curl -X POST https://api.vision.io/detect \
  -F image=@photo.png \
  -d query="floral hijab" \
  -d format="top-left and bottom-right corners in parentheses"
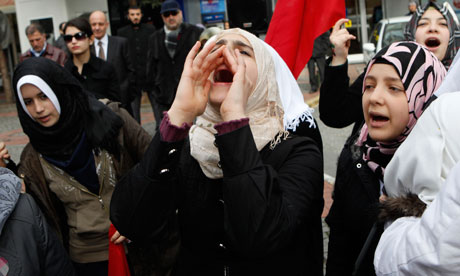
top-left (357, 41), bottom-right (446, 178)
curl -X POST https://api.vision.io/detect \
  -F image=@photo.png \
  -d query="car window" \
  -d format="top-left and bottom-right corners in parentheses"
top-left (382, 22), bottom-right (407, 49)
top-left (370, 22), bottom-right (382, 45)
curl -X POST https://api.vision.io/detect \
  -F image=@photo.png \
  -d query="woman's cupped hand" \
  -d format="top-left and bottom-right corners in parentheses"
top-left (168, 41), bottom-right (225, 126)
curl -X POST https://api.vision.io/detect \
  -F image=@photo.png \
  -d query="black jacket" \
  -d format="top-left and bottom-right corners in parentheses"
top-left (145, 23), bottom-right (202, 105)
top-left (0, 193), bottom-right (76, 276)
top-left (64, 54), bottom-right (121, 102)
top-left (319, 58), bottom-right (365, 134)
top-left (111, 125), bottom-right (324, 275)
top-left (117, 23), bottom-right (156, 92)
top-left (100, 36), bottom-right (137, 105)
top-left (325, 137), bottom-right (380, 276)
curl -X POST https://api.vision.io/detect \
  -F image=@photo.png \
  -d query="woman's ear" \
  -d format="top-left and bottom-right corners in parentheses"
top-left (89, 34), bottom-right (95, 45)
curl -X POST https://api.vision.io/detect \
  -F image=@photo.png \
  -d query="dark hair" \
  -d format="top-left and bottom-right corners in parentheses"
top-left (128, 5), bottom-right (141, 11)
top-left (59, 22), bottom-right (66, 31)
top-left (64, 17), bottom-right (93, 37)
top-left (25, 23), bottom-right (45, 36)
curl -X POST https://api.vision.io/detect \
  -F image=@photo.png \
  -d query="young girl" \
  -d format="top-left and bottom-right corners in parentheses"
top-left (319, 1), bottom-right (460, 131)
top-left (63, 17), bottom-right (121, 104)
top-left (13, 57), bottom-right (154, 276)
top-left (325, 41), bottom-right (446, 276)
top-left (111, 28), bottom-right (325, 275)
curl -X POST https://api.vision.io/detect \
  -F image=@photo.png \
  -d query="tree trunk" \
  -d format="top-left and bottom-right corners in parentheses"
top-left (0, 49), bottom-right (13, 103)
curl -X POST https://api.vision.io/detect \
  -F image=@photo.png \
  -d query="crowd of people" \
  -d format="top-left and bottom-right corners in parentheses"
top-left (2, 0), bottom-right (460, 275)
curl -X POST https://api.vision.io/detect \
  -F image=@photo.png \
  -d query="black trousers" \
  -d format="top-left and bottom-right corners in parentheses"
top-left (307, 56), bottom-right (326, 91)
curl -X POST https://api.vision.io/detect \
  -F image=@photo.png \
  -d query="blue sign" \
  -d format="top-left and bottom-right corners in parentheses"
top-left (202, 13), bottom-right (225, 23)
top-left (200, 0), bottom-right (226, 14)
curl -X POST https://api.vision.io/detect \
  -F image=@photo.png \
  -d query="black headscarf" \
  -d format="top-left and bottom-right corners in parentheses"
top-left (13, 58), bottom-right (123, 161)
top-left (405, 2), bottom-right (460, 68)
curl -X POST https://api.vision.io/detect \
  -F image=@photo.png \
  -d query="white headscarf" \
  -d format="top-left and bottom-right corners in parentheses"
top-left (16, 75), bottom-right (61, 120)
top-left (435, 51), bottom-right (460, 96)
top-left (189, 28), bottom-right (315, 179)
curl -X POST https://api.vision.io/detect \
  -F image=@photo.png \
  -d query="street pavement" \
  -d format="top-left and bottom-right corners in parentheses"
top-left (0, 61), bottom-right (366, 271)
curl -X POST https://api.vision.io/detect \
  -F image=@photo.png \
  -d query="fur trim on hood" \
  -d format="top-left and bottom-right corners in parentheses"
top-left (379, 193), bottom-right (427, 223)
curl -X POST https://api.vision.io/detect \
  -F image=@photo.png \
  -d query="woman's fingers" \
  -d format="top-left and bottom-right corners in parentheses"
top-left (110, 230), bottom-right (120, 242)
top-left (332, 18), bottom-right (350, 34)
top-left (184, 41), bottom-right (201, 70)
top-left (193, 40), bottom-right (217, 69)
top-left (223, 47), bottom-right (238, 74)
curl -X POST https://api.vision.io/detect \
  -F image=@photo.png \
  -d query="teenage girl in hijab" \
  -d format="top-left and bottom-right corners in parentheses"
top-left (111, 28), bottom-right (324, 275)
top-left (319, 1), bottom-right (460, 133)
top-left (325, 41), bottom-right (446, 276)
top-left (13, 57), bottom-right (154, 276)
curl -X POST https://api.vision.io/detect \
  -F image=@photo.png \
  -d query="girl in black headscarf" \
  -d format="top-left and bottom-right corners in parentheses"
top-left (13, 57), bottom-right (152, 276)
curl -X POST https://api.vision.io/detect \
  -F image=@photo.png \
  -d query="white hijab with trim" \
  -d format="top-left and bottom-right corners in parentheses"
top-left (189, 28), bottom-right (315, 179)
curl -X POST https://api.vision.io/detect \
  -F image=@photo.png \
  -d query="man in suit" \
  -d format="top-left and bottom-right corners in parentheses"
top-left (89, 10), bottom-right (136, 116)
top-left (20, 23), bottom-right (67, 66)
top-left (118, 5), bottom-right (156, 123)
top-left (146, 0), bottom-right (202, 128)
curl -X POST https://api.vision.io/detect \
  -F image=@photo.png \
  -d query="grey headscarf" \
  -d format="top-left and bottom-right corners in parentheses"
top-left (0, 167), bottom-right (21, 235)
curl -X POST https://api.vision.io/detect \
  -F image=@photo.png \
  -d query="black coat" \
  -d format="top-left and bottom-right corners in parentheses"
top-left (92, 36), bottom-right (137, 105)
top-left (110, 125), bottom-right (324, 275)
top-left (325, 137), bottom-right (380, 276)
top-left (145, 23), bottom-right (202, 105)
top-left (64, 54), bottom-right (121, 102)
top-left (318, 58), bottom-right (365, 135)
top-left (0, 194), bottom-right (76, 276)
top-left (117, 23), bottom-right (156, 92)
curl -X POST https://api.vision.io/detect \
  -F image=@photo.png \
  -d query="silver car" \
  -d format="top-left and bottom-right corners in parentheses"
top-left (363, 16), bottom-right (411, 64)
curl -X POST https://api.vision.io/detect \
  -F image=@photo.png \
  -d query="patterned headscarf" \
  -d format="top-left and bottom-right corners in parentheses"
top-left (0, 167), bottom-right (21, 235)
top-left (405, 2), bottom-right (460, 68)
top-left (356, 41), bottom-right (446, 178)
top-left (189, 28), bottom-right (315, 179)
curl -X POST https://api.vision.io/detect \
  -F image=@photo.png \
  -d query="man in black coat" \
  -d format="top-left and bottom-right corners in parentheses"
top-left (90, 10), bottom-right (136, 116)
top-left (307, 30), bottom-right (330, 92)
top-left (118, 5), bottom-right (156, 123)
top-left (146, 0), bottom-right (202, 128)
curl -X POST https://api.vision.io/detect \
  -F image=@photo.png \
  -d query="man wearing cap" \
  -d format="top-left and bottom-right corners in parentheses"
top-left (89, 10), bottom-right (136, 116)
top-left (146, 0), bottom-right (203, 128)
top-left (20, 23), bottom-right (67, 66)
top-left (118, 5), bottom-right (156, 123)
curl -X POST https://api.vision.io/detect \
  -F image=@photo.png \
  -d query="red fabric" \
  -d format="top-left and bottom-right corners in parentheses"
top-left (108, 224), bottom-right (131, 276)
top-left (265, 0), bottom-right (346, 78)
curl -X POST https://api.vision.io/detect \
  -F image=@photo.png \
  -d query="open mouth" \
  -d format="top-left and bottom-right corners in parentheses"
top-left (425, 38), bottom-right (441, 48)
top-left (371, 114), bottom-right (389, 122)
top-left (214, 69), bottom-right (234, 83)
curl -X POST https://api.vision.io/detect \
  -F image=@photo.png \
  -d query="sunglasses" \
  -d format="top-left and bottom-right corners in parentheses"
top-left (63, 32), bottom-right (88, 43)
top-left (162, 10), bottom-right (178, 17)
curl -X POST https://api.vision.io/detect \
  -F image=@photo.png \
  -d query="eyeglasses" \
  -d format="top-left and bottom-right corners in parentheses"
top-left (162, 10), bottom-right (178, 17)
top-left (63, 32), bottom-right (88, 43)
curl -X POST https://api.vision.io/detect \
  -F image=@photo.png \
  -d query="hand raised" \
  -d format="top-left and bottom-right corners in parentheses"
top-left (0, 141), bottom-right (10, 168)
top-left (168, 41), bottom-right (225, 126)
top-left (220, 48), bottom-right (255, 121)
top-left (330, 18), bottom-right (356, 66)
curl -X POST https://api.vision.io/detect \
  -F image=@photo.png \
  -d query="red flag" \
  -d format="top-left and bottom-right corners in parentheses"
top-left (108, 224), bottom-right (131, 276)
top-left (265, 0), bottom-right (346, 78)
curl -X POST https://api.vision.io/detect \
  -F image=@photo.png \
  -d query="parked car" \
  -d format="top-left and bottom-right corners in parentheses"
top-left (363, 16), bottom-right (411, 64)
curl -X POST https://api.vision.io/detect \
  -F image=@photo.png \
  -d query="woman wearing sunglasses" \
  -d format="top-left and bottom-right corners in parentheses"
top-left (63, 17), bottom-right (121, 103)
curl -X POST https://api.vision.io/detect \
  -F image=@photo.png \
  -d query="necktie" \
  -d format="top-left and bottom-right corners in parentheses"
top-left (98, 41), bottom-right (105, 60)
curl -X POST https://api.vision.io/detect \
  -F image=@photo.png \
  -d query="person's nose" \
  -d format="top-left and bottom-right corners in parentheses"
top-left (428, 21), bottom-right (439, 33)
top-left (34, 100), bottom-right (45, 114)
top-left (369, 85), bottom-right (385, 105)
